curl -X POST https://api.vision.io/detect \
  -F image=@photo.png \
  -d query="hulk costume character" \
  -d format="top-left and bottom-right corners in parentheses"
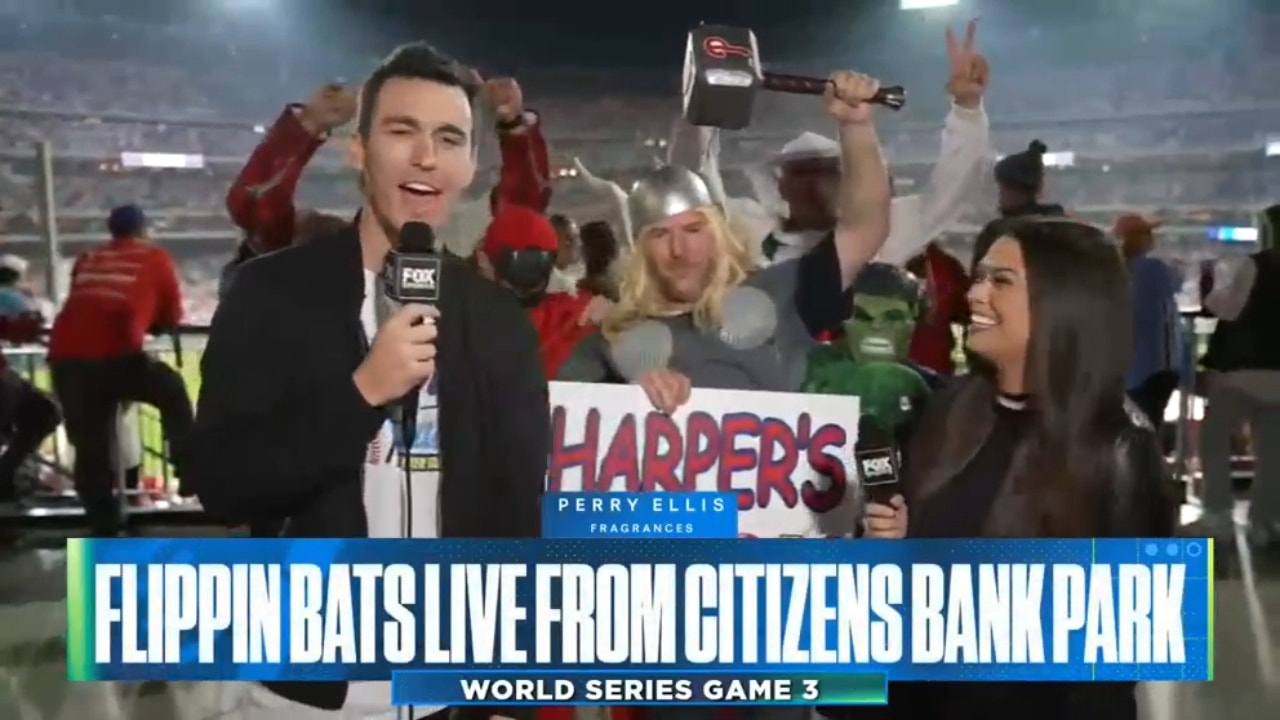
top-left (802, 262), bottom-right (938, 440)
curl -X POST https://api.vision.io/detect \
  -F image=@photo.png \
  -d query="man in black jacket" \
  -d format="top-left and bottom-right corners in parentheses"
top-left (191, 42), bottom-right (548, 720)
top-left (1198, 203), bottom-right (1280, 545)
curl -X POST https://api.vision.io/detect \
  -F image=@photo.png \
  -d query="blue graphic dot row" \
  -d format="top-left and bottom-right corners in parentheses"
top-left (1144, 541), bottom-right (1202, 558)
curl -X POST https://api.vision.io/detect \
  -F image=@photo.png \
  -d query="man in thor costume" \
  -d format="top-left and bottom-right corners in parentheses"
top-left (558, 70), bottom-right (895, 720)
top-left (557, 69), bottom-right (891, 492)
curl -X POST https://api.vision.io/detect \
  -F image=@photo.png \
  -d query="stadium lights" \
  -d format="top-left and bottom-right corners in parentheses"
top-left (1042, 151), bottom-right (1075, 168)
top-left (1208, 226), bottom-right (1258, 242)
top-left (120, 152), bottom-right (206, 170)
top-left (900, 0), bottom-right (959, 9)
top-left (990, 152), bottom-right (1074, 168)
top-left (1267, 137), bottom-right (1279, 157)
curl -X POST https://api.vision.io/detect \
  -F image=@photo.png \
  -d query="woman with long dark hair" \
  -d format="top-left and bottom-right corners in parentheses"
top-left (881, 219), bottom-right (1178, 718)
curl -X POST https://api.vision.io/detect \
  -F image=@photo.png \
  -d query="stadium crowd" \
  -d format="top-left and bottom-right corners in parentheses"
top-left (0, 8), bottom-right (1273, 324)
top-left (0, 7), bottom-right (1276, 719)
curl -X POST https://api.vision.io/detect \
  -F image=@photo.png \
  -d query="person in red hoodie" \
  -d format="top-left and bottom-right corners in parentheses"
top-left (905, 241), bottom-right (969, 375)
top-left (477, 205), bottom-right (598, 379)
top-left (224, 83), bottom-right (352, 259)
top-left (47, 205), bottom-right (195, 536)
top-left (222, 75), bottom-right (551, 294)
top-left (483, 76), bottom-right (553, 216)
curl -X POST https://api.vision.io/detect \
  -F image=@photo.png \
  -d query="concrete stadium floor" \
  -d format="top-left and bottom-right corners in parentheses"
top-left (0, 525), bottom-right (1277, 720)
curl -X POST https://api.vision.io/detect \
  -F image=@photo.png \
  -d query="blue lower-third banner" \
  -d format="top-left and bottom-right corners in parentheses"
top-left (392, 670), bottom-right (888, 706)
top-left (67, 537), bottom-right (1212, 684)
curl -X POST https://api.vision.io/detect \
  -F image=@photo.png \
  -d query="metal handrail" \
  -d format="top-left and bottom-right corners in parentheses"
top-left (1, 326), bottom-right (213, 526)
top-left (0, 318), bottom-right (1219, 527)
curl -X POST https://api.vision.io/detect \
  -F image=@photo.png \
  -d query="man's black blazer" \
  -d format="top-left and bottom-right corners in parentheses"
top-left (190, 224), bottom-right (548, 714)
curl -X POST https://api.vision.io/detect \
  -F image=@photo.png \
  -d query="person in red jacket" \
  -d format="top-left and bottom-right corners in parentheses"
top-left (47, 205), bottom-right (195, 536)
top-left (223, 76), bottom-right (551, 294)
top-left (478, 208), bottom-right (621, 720)
top-left (478, 206), bottom-right (597, 379)
top-left (905, 241), bottom-right (969, 375)
top-left (485, 76), bottom-right (552, 215)
top-left (219, 82), bottom-right (353, 295)
top-left (225, 84), bottom-right (346, 254)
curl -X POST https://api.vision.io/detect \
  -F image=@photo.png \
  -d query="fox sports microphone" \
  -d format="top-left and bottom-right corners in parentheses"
top-left (855, 415), bottom-right (900, 506)
top-left (381, 221), bottom-right (442, 440)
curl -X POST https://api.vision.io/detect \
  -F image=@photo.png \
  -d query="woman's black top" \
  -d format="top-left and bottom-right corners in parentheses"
top-left (909, 393), bottom-right (1028, 538)
top-left (837, 393), bottom-right (1140, 720)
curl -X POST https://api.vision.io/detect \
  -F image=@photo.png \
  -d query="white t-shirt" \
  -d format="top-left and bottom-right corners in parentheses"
top-left (346, 269), bottom-right (443, 716)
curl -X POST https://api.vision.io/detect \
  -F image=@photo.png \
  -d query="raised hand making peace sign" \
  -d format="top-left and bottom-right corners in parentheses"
top-left (945, 19), bottom-right (988, 109)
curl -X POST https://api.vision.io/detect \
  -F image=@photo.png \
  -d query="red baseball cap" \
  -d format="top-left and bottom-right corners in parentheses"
top-left (1112, 213), bottom-right (1161, 239)
top-left (481, 205), bottom-right (557, 260)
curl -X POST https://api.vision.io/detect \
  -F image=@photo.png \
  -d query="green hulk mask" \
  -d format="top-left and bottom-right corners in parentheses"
top-left (844, 294), bottom-right (917, 364)
top-left (802, 263), bottom-right (930, 439)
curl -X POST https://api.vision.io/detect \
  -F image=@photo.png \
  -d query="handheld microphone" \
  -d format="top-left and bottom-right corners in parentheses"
top-left (384, 222), bottom-right (442, 305)
top-left (381, 222), bottom-right (442, 441)
top-left (855, 416), bottom-right (900, 506)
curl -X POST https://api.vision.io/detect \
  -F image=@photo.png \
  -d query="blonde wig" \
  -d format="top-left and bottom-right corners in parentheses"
top-left (602, 205), bottom-right (758, 340)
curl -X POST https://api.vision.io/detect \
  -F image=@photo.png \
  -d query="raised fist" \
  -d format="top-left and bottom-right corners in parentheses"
top-left (824, 71), bottom-right (881, 126)
top-left (482, 77), bottom-right (524, 123)
top-left (300, 82), bottom-right (357, 134)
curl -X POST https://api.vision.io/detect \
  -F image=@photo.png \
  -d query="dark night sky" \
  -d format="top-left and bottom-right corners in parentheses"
top-left (340, 0), bottom-right (906, 69)
top-left (45, 0), bottom-right (1270, 84)
top-left (325, 0), bottom-right (1204, 76)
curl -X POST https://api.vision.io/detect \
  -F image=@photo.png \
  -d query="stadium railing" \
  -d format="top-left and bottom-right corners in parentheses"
top-left (0, 325), bottom-right (210, 530)
top-left (0, 317), bottom-right (1223, 532)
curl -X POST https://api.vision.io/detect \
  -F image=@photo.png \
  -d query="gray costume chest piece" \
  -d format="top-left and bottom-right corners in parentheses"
top-left (718, 285), bottom-right (778, 350)
top-left (606, 285), bottom-right (780, 381)
top-left (609, 320), bottom-right (675, 381)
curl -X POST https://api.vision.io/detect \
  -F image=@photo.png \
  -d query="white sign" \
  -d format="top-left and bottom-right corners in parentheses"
top-left (547, 382), bottom-right (862, 539)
